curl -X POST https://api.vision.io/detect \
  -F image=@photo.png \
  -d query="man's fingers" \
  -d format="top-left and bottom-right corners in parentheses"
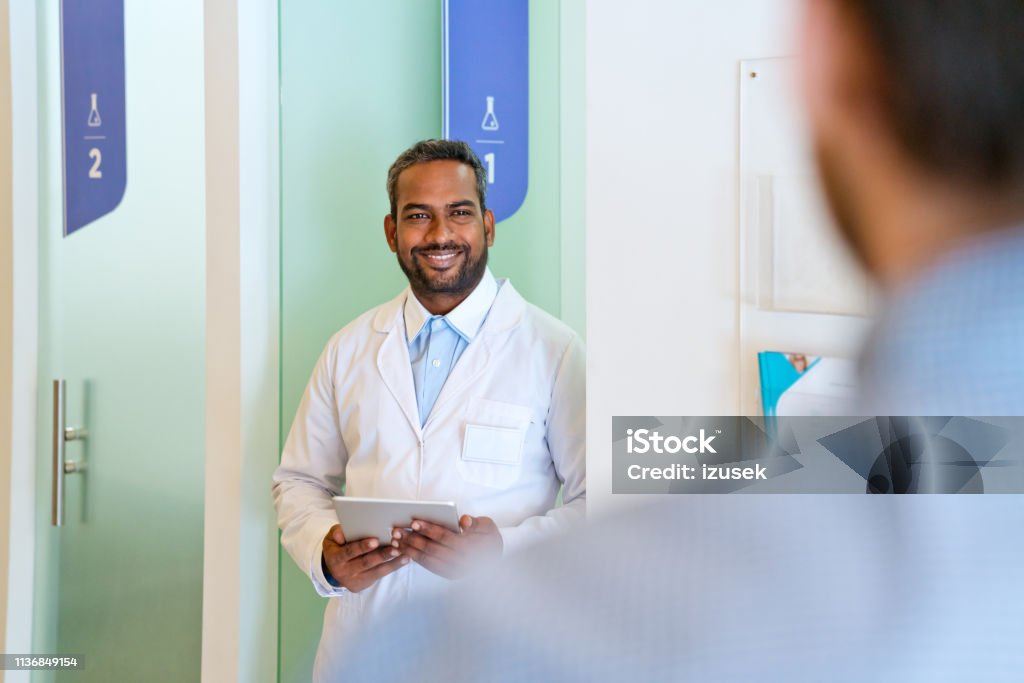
top-left (322, 525), bottom-right (346, 549)
top-left (353, 554), bottom-right (410, 585)
top-left (468, 515), bottom-right (498, 535)
top-left (399, 543), bottom-right (449, 576)
top-left (332, 536), bottom-right (383, 562)
top-left (331, 545), bottom-right (406, 591)
top-left (410, 519), bottom-right (458, 546)
top-left (350, 545), bottom-right (403, 573)
top-left (398, 530), bottom-right (460, 564)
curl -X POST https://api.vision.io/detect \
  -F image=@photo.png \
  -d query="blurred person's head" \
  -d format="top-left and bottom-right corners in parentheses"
top-left (800, 0), bottom-right (1024, 288)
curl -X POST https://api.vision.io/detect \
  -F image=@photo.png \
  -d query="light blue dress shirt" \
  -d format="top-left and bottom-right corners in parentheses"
top-left (345, 495), bottom-right (1024, 681)
top-left (857, 224), bottom-right (1024, 415)
top-left (404, 268), bottom-right (500, 426)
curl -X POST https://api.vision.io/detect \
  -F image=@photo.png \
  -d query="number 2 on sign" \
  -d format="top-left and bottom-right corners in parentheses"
top-left (483, 152), bottom-right (495, 184)
top-left (88, 148), bottom-right (102, 179)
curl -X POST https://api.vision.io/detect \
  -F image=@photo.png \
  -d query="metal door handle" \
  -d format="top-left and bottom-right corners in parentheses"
top-left (52, 379), bottom-right (88, 527)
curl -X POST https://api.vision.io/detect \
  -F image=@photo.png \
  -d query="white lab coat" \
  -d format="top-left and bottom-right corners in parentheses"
top-left (272, 278), bottom-right (586, 682)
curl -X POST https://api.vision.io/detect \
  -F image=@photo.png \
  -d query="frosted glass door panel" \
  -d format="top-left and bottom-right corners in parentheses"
top-left (31, 3), bottom-right (206, 681)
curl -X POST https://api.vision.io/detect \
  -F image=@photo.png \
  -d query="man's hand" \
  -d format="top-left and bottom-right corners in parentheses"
top-left (392, 515), bottom-right (503, 580)
top-left (322, 524), bottom-right (408, 592)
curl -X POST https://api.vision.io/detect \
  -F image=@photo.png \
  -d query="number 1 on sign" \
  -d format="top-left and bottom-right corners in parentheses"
top-left (483, 152), bottom-right (495, 184)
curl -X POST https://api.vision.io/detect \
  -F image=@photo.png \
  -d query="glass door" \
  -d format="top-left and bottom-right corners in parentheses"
top-left (31, 2), bottom-right (207, 681)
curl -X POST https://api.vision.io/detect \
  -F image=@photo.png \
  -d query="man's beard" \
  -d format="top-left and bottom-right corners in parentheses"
top-left (815, 139), bottom-right (872, 273)
top-left (397, 240), bottom-right (488, 298)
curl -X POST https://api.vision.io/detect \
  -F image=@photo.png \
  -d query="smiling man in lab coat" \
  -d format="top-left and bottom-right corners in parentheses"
top-left (272, 138), bottom-right (586, 681)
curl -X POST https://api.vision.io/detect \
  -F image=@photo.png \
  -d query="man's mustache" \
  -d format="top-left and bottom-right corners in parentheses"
top-left (412, 242), bottom-right (466, 255)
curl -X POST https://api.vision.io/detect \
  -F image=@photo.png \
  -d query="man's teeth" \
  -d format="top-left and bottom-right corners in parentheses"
top-left (423, 251), bottom-right (460, 263)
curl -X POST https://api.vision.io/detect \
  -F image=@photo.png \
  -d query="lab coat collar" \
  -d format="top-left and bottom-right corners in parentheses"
top-left (373, 272), bottom-right (525, 337)
top-left (403, 268), bottom-right (499, 344)
top-left (374, 275), bottom-right (526, 437)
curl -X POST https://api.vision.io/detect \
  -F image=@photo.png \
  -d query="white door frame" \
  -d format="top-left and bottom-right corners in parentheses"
top-left (202, 0), bottom-right (281, 681)
top-left (3, 3), bottom-right (41, 680)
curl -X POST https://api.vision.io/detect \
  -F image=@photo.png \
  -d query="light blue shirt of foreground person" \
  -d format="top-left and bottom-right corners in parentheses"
top-left (342, 495), bottom-right (1024, 682)
top-left (857, 224), bottom-right (1024, 415)
top-left (341, 228), bottom-right (1024, 682)
top-left (404, 268), bottom-right (499, 425)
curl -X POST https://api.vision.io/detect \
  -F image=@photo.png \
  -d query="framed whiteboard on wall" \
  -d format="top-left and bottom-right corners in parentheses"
top-left (738, 56), bottom-right (875, 415)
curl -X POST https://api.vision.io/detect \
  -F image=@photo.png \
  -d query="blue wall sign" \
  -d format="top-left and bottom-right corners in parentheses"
top-left (442, 0), bottom-right (528, 223)
top-left (61, 0), bottom-right (127, 236)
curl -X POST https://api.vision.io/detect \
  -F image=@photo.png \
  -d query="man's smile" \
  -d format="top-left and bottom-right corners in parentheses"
top-left (415, 247), bottom-right (465, 270)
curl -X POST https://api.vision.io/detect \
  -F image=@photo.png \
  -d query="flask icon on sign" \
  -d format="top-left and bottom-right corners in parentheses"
top-left (87, 93), bottom-right (102, 127)
top-left (480, 96), bottom-right (499, 131)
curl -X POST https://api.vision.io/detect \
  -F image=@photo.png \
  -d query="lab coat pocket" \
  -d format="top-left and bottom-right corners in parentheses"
top-left (458, 398), bottom-right (530, 488)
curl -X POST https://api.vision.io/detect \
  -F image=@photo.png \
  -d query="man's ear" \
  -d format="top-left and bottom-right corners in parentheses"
top-left (384, 214), bottom-right (398, 253)
top-left (483, 208), bottom-right (496, 247)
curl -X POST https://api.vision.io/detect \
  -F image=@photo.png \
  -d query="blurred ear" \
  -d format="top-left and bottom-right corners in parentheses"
top-left (800, 0), bottom-right (886, 132)
top-left (384, 214), bottom-right (398, 253)
top-left (483, 208), bottom-right (495, 247)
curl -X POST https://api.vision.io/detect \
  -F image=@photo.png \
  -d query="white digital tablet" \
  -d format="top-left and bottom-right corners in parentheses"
top-left (332, 496), bottom-right (461, 545)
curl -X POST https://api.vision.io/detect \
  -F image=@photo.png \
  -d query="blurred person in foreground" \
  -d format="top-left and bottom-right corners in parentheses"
top-left (809, 3), bottom-right (1024, 415)
top-left (342, 1), bottom-right (1024, 681)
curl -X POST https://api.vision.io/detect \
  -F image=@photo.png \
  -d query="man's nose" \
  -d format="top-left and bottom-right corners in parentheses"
top-left (424, 214), bottom-right (455, 243)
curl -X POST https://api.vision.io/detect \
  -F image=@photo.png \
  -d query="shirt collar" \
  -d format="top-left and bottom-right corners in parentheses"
top-left (404, 268), bottom-right (499, 344)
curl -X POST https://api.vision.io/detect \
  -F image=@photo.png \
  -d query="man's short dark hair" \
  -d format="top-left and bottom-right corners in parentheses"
top-left (842, 0), bottom-right (1024, 188)
top-left (387, 139), bottom-right (488, 219)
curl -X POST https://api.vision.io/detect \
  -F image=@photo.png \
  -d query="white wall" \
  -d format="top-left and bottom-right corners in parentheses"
top-left (586, 0), bottom-right (799, 513)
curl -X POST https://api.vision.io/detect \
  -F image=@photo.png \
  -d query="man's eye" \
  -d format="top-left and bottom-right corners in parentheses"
top-left (451, 210), bottom-right (471, 217)
top-left (406, 213), bottom-right (429, 220)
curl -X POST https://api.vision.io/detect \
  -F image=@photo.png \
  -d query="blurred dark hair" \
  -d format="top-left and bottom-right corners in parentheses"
top-left (842, 0), bottom-right (1024, 188)
top-left (387, 139), bottom-right (487, 219)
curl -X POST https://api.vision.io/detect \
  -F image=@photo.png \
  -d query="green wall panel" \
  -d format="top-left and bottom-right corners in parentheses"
top-left (278, 4), bottom-right (441, 680)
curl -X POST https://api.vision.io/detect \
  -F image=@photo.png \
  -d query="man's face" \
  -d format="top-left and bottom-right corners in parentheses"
top-left (385, 160), bottom-right (495, 299)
